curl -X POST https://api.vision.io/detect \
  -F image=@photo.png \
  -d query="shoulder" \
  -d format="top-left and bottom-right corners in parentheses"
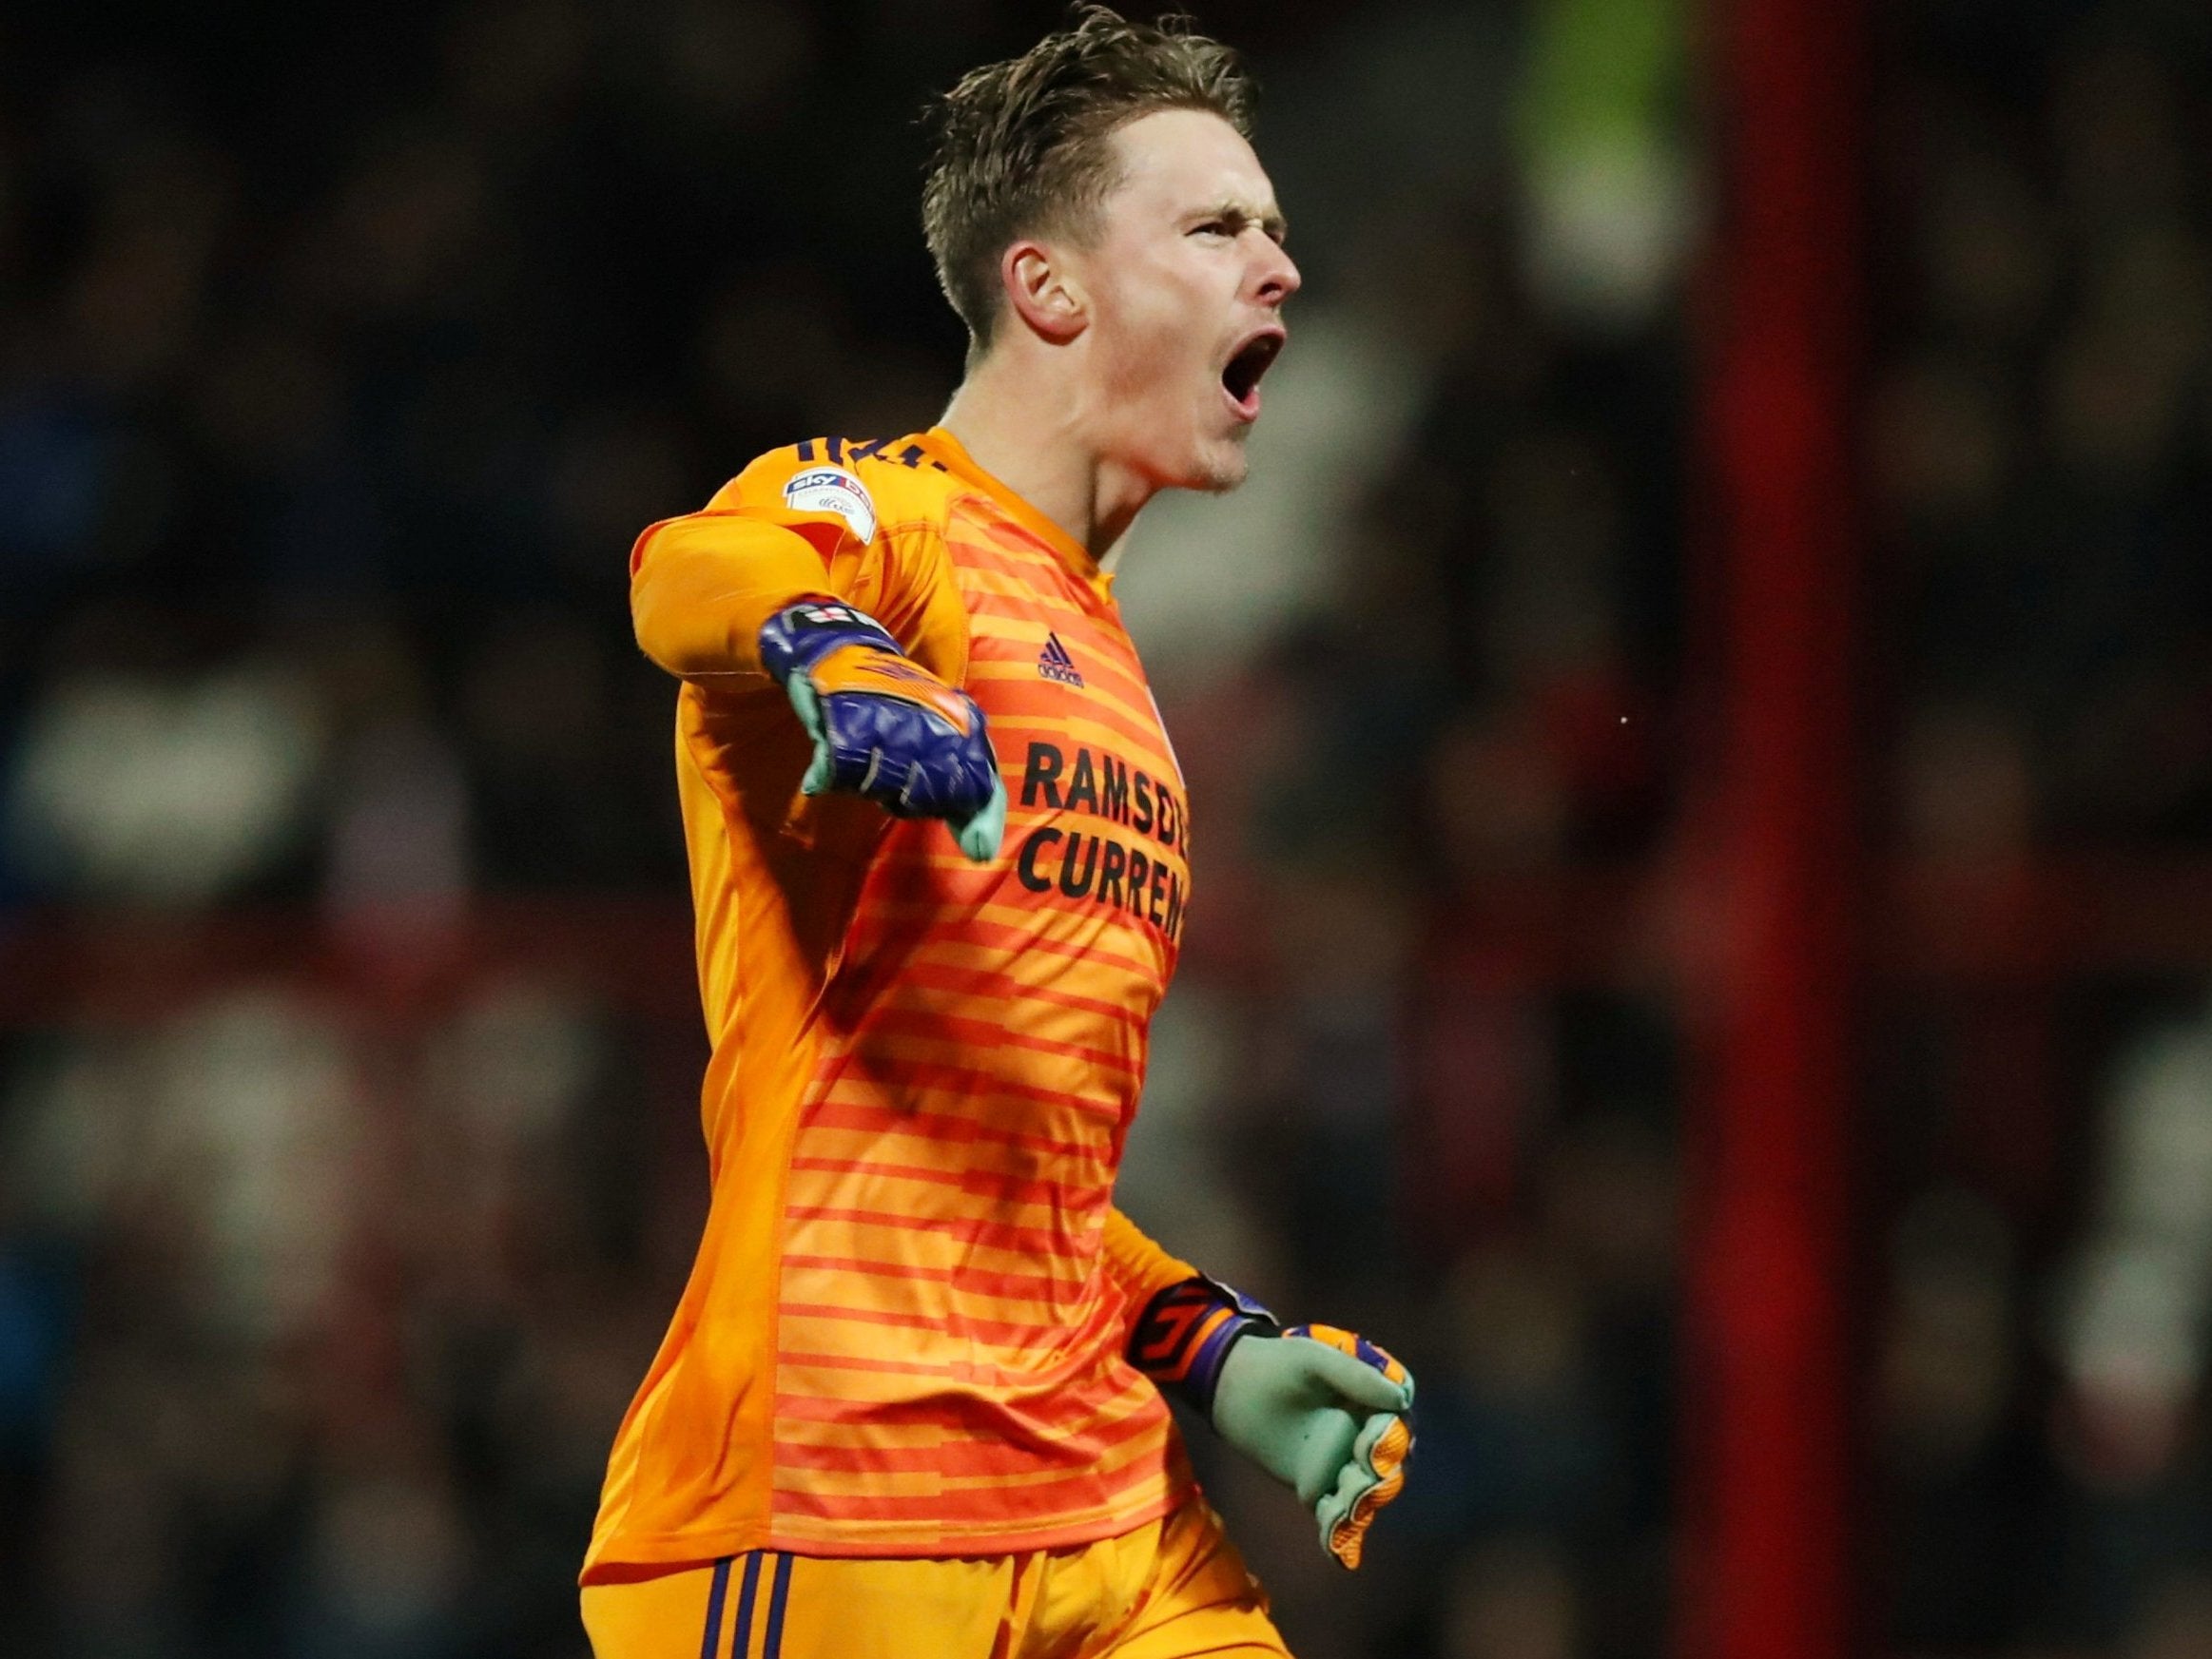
top-left (708, 434), bottom-right (959, 546)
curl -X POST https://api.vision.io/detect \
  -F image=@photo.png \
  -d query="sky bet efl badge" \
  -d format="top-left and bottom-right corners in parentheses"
top-left (783, 465), bottom-right (878, 544)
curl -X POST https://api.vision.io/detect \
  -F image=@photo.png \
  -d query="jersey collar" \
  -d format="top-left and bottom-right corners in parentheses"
top-left (917, 427), bottom-right (1115, 597)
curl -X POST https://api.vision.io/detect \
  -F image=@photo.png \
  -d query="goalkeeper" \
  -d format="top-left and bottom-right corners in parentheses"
top-left (582, 10), bottom-right (1412, 1657)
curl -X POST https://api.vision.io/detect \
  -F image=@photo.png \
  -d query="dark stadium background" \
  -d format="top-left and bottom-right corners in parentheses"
top-left (4, 1), bottom-right (2212, 1655)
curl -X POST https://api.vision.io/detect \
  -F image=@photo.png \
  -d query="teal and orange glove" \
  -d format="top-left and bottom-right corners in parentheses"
top-left (1271, 1323), bottom-right (1415, 1570)
top-left (758, 596), bottom-right (1006, 861)
top-left (1129, 1277), bottom-right (1415, 1570)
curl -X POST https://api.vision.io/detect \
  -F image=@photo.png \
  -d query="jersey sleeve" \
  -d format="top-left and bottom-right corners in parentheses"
top-left (1101, 1207), bottom-right (1200, 1337)
top-left (630, 444), bottom-right (969, 690)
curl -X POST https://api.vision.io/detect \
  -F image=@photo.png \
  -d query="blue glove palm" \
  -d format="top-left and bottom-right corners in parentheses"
top-left (759, 597), bottom-right (1007, 861)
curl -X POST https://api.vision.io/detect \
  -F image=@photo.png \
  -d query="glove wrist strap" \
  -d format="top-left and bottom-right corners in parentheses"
top-left (759, 595), bottom-right (902, 685)
top-left (1128, 1275), bottom-right (1281, 1417)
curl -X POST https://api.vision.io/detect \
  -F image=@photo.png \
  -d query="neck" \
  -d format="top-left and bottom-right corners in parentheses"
top-left (940, 347), bottom-right (1156, 565)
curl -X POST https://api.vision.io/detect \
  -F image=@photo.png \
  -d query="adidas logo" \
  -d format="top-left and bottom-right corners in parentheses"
top-left (1038, 632), bottom-right (1084, 688)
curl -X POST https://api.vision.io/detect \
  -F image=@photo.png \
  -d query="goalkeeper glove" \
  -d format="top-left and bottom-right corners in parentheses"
top-left (758, 596), bottom-right (1007, 861)
top-left (1130, 1277), bottom-right (1415, 1570)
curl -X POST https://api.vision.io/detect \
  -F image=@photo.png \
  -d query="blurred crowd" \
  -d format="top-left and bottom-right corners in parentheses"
top-left (1865, 3), bottom-right (2212, 1656)
top-left (1, 0), bottom-right (2204, 1655)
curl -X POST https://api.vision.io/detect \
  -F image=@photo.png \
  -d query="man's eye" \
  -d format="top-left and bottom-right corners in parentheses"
top-left (1194, 222), bottom-right (1232, 238)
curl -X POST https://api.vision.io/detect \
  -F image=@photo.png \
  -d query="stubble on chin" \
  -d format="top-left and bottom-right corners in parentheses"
top-left (1193, 434), bottom-right (1252, 494)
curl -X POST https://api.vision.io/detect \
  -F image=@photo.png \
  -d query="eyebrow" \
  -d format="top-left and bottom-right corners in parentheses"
top-left (1197, 202), bottom-right (1290, 241)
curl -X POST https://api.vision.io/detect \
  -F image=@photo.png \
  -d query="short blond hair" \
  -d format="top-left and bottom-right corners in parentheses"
top-left (921, 6), bottom-right (1255, 354)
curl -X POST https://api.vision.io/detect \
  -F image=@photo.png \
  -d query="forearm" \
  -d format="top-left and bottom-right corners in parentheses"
top-left (1104, 1209), bottom-right (1279, 1407)
top-left (629, 511), bottom-right (847, 685)
top-left (1101, 1207), bottom-right (1199, 1329)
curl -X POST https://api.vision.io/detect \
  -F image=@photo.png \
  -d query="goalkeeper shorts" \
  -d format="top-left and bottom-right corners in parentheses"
top-left (579, 1496), bottom-right (1288, 1659)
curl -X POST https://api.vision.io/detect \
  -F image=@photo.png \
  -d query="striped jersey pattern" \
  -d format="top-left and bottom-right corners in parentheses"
top-left (771, 458), bottom-right (1193, 1550)
top-left (586, 428), bottom-right (1198, 1572)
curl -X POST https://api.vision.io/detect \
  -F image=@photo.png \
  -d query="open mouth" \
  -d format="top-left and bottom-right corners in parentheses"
top-left (1221, 329), bottom-right (1285, 418)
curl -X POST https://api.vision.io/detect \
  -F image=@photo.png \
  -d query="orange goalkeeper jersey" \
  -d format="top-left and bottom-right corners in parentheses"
top-left (585, 427), bottom-right (1205, 1573)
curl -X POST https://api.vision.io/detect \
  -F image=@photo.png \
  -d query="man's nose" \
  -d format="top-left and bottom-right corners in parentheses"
top-left (1254, 241), bottom-right (1300, 306)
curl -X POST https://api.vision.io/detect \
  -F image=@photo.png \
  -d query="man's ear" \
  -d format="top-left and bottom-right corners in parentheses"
top-left (1001, 240), bottom-right (1088, 343)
